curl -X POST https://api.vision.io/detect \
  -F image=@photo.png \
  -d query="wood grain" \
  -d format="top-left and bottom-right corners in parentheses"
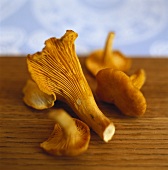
top-left (0, 57), bottom-right (168, 170)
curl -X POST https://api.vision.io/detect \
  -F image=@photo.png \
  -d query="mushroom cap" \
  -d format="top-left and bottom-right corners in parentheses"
top-left (23, 79), bottom-right (56, 110)
top-left (86, 50), bottom-right (131, 76)
top-left (40, 118), bottom-right (90, 156)
top-left (112, 50), bottom-right (132, 71)
top-left (96, 68), bottom-right (147, 117)
top-left (27, 30), bottom-right (91, 104)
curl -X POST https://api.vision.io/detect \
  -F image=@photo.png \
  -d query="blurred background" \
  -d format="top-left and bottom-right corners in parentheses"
top-left (0, 0), bottom-right (168, 57)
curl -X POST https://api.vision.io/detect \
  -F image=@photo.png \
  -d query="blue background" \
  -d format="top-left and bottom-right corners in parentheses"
top-left (0, 0), bottom-right (168, 57)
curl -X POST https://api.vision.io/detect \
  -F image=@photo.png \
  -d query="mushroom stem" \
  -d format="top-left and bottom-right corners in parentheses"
top-left (102, 32), bottom-right (115, 64)
top-left (49, 109), bottom-right (78, 137)
top-left (71, 96), bottom-right (115, 142)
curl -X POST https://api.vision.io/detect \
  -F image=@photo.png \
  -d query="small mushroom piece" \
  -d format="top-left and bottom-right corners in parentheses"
top-left (85, 32), bottom-right (131, 76)
top-left (23, 79), bottom-right (56, 110)
top-left (27, 30), bottom-right (115, 142)
top-left (40, 109), bottom-right (90, 156)
top-left (130, 69), bottom-right (146, 90)
top-left (96, 68), bottom-right (147, 117)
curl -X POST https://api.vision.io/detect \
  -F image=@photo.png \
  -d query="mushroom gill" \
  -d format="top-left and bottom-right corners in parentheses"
top-left (41, 109), bottom-right (90, 156)
top-left (27, 30), bottom-right (115, 142)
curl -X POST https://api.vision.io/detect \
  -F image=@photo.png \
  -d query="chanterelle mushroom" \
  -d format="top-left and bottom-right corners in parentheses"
top-left (41, 109), bottom-right (90, 156)
top-left (27, 30), bottom-right (115, 142)
top-left (96, 68), bottom-right (147, 117)
top-left (23, 79), bottom-right (56, 110)
top-left (85, 32), bottom-right (131, 76)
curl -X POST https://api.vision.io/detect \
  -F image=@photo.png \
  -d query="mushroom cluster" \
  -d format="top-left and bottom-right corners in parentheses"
top-left (23, 30), bottom-right (147, 157)
top-left (85, 32), bottom-right (147, 117)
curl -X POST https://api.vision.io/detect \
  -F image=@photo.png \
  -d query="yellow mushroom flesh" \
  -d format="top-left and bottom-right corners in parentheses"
top-left (27, 30), bottom-right (115, 142)
top-left (96, 68), bottom-right (147, 117)
top-left (40, 109), bottom-right (90, 156)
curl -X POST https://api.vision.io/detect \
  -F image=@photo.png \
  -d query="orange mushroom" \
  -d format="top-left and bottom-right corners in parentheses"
top-left (96, 68), bottom-right (147, 117)
top-left (27, 30), bottom-right (115, 142)
top-left (23, 79), bottom-right (56, 109)
top-left (85, 32), bottom-right (131, 76)
top-left (41, 109), bottom-right (90, 156)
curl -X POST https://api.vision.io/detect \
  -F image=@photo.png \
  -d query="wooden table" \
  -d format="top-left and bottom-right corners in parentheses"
top-left (0, 57), bottom-right (168, 170)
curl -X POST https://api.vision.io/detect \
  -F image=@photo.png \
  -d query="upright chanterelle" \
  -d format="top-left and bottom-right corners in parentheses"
top-left (26, 30), bottom-right (115, 142)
